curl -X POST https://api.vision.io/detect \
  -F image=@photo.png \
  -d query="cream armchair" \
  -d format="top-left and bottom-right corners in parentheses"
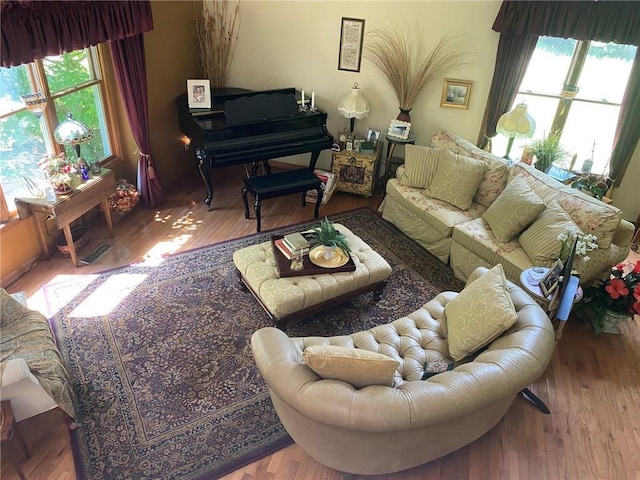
top-left (251, 267), bottom-right (555, 476)
top-left (0, 289), bottom-right (76, 423)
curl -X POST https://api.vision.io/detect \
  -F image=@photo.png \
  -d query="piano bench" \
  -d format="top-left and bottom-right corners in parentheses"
top-left (242, 169), bottom-right (323, 232)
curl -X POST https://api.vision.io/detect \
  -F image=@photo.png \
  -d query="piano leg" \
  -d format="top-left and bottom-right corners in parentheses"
top-left (308, 151), bottom-right (321, 170)
top-left (242, 187), bottom-right (250, 219)
top-left (196, 147), bottom-right (214, 208)
top-left (249, 160), bottom-right (272, 177)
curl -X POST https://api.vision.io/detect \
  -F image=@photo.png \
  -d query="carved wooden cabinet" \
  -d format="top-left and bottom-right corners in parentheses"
top-left (331, 144), bottom-right (382, 197)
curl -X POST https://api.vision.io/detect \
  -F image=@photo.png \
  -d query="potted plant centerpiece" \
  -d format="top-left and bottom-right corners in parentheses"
top-left (577, 260), bottom-right (640, 334)
top-left (570, 173), bottom-right (611, 200)
top-left (308, 217), bottom-right (351, 267)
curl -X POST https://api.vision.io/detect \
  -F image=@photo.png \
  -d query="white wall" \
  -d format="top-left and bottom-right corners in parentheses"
top-left (228, 0), bottom-right (639, 222)
top-left (229, 0), bottom-right (501, 171)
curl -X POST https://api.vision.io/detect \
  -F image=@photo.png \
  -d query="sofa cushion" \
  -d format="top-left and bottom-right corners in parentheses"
top-left (518, 200), bottom-right (582, 267)
top-left (482, 176), bottom-right (547, 242)
top-left (444, 264), bottom-right (517, 361)
top-left (429, 129), bottom-right (510, 207)
top-left (425, 150), bottom-right (487, 210)
top-left (303, 344), bottom-right (400, 388)
top-left (510, 163), bottom-right (621, 249)
top-left (399, 145), bottom-right (441, 189)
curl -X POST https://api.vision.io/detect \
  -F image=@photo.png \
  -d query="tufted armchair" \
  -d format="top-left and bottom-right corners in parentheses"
top-left (251, 267), bottom-right (555, 476)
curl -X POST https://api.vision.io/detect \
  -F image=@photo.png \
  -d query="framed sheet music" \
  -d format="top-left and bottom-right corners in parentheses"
top-left (338, 18), bottom-right (365, 72)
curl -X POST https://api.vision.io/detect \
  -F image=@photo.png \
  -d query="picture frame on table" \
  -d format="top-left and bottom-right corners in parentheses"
top-left (387, 119), bottom-right (411, 140)
top-left (187, 79), bottom-right (211, 109)
top-left (440, 78), bottom-right (473, 109)
top-left (539, 259), bottom-right (564, 297)
top-left (366, 128), bottom-right (381, 143)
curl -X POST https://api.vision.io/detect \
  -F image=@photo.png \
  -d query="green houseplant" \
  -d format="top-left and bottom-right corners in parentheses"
top-left (529, 131), bottom-right (569, 172)
top-left (570, 173), bottom-right (611, 200)
top-left (310, 217), bottom-right (350, 254)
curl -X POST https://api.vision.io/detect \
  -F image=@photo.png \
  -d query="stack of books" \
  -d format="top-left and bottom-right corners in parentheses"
top-left (273, 231), bottom-right (314, 260)
top-left (305, 169), bottom-right (337, 204)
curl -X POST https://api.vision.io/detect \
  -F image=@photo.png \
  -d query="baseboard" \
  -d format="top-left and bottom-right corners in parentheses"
top-left (1, 257), bottom-right (37, 289)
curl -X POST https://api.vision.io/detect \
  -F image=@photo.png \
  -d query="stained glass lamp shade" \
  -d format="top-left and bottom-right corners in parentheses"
top-left (54, 113), bottom-right (93, 158)
top-left (20, 92), bottom-right (48, 117)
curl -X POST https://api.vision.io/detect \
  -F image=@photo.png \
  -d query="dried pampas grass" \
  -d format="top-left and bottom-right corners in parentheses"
top-left (365, 28), bottom-right (468, 111)
top-left (195, 0), bottom-right (240, 88)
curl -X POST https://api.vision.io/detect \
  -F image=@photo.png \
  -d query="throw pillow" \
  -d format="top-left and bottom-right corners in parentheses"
top-left (519, 200), bottom-right (582, 266)
top-left (303, 345), bottom-right (400, 388)
top-left (399, 144), bottom-right (442, 189)
top-left (482, 176), bottom-right (546, 242)
top-left (445, 264), bottom-right (517, 361)
top-left (425, 150), bottom-right (488, 210)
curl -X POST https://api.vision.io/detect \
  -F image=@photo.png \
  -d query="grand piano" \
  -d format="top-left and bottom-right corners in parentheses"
top-left (176, 87), bottom-right (334, 208)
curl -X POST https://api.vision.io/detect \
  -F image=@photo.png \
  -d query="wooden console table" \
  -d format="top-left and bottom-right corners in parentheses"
top-left (15, 168), bottom-right (116, 267)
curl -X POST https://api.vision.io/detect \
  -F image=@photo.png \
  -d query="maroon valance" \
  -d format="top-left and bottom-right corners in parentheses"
top-left (493, 1), bottom-right (640, 46)
top-left (1, 0), bottom-right (153, 67)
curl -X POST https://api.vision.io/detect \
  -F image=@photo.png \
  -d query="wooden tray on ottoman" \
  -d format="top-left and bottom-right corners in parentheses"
top-left (271, 235), bottom-right (356, 278)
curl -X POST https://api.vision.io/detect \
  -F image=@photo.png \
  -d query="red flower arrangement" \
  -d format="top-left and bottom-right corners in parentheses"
top-left (581, 260), bottom-right (640, 323)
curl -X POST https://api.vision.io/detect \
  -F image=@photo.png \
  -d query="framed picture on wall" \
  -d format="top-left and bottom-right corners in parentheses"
top-left (338, 18), bottom-right (365, 72)
top-left (440, 79), bottom-right (473, 109)
top-left (187, 79), bottom-right (211, 109)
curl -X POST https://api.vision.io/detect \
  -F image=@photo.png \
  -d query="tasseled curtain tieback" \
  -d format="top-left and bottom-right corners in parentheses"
top-left (141, 153), bottom-right (155, 179)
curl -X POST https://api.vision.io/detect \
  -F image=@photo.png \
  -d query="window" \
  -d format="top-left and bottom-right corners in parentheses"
top-left (0, 47), bottom-right (114, 219)
top-left (493, 37), bottom-right (637, 176)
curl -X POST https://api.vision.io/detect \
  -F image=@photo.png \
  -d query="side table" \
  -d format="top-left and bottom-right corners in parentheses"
top-left (331, 143), bottom-right (382, 197)
top-left (520, 267), bottom-right (583, 339)
top-left (1, 400), bottom-right (30, 480)
top-left (14, 168), bottom-right (116, 267)
top-left (383, 133), bottom-right (416, 186)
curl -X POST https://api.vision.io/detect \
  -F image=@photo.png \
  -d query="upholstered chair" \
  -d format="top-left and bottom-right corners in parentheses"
top-left (251, 266), bottom-right (555, 476)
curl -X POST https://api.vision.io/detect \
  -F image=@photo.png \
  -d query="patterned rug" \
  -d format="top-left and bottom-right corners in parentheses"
top-left (46, 208), bottom-right (463, 480)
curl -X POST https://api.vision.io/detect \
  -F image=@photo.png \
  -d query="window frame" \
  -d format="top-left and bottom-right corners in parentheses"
top-left (0, 45), bottom-right (119, 222)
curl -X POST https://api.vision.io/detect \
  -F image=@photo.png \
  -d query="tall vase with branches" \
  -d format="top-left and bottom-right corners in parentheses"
top-left (364, 28), bottom-right (468, 122)
top-left (194, 0), bottom-right (240, 88)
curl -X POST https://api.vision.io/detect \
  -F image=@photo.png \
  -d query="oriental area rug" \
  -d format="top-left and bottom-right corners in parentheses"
top-left (46, 208), bottom-right (463, 480)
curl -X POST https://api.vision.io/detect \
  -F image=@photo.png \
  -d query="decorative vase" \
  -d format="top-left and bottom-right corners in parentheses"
top-left (397, 108), bottom-right (412, 122)
top-left (590, 309), bottom-right (630, 335)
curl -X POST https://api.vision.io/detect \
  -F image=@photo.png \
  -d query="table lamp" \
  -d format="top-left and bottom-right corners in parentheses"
top-left (337, 82), bottom-right (370, 134)
top-left (496, 103), bottom-right (536, 159)
top-left (54, 113), bottom-right (95, 170)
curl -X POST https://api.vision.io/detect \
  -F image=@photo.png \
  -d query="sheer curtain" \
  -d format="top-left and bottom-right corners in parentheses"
top-left (1, 0), bottom-right (163, 205)
top-left (483, 0), bottom-right (640, 180)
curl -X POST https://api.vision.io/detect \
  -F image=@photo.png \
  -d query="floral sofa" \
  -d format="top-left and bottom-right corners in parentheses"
top-left (379, 129), bottom-right (635, 286)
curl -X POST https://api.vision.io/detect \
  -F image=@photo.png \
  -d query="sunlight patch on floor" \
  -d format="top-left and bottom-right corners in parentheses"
top-left (140, 233), bottom-right (193, 266)
top-left (69, 273), bottom-right (148, 317)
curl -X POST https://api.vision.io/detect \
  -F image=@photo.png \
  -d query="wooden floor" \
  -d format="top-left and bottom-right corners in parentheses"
top-left (2, 165), bottom-right (639, 480)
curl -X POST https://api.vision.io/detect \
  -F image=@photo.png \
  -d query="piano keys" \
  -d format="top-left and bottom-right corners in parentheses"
top-left (176, 87), bottom-right (334, 208)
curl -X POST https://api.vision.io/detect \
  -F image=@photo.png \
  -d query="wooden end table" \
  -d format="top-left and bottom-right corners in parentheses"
top-left (14, 168), bottom-right (116, 267)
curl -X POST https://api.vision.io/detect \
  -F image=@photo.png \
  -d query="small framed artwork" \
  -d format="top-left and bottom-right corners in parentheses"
top-left (440, 79), bottom-right (473, 109)
top-left (338, 18), bottom-right (365, 72)
top-left (387, 119), bottom-right (411, 140)
top-left (366, 128), bottom-right (381, 143)
top-left (187, 79), bottom-right (211, 109)
top-left (539, 259), bottom-right (564, 297)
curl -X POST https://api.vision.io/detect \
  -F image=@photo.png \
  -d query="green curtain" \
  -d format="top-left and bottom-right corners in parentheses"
top-left (610, 48), bottom-right (640, 186)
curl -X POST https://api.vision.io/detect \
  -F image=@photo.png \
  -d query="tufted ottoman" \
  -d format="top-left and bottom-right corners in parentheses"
top-left (233, 224), bottom-right (392, 328)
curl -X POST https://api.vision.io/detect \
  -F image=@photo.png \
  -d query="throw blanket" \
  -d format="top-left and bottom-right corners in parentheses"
top-left (0, 289), bottom-right (76, 419)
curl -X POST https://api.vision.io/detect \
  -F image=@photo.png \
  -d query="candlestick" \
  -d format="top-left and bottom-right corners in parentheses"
top-left (311, 91), bottom-right (315, 110)
top-left (301, 90), bottom-right (305, 106)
